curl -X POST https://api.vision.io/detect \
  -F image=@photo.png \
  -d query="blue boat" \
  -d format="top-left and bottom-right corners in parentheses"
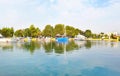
top-left (56, 37), bottom-right (68, 43)
top-left (56, 26), bottom-right (68, 43)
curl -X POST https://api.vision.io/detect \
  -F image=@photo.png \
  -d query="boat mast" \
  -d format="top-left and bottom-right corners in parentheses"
top-left (64, 26), bottom-right (66, 37)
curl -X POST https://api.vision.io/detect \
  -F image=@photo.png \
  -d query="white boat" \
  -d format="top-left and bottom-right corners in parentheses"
top-left (74, 34), bottom-right (86, 41)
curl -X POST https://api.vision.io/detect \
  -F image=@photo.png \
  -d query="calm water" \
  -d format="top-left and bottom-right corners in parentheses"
top-left (0, 40), bottom-right (120, 76)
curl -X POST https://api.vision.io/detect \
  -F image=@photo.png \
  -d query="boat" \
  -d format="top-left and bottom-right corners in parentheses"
top-left (74, 34), bottom-right (86, 41)
top-left (56, 37), bottom-right (68, 43)
top-left (56, 26), bottom-right (68, 43)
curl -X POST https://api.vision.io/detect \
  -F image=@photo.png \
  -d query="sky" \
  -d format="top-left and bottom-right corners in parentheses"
top-left (0, 0), bottom-right (120, 33)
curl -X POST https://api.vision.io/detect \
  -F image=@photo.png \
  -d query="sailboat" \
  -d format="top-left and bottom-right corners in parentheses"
top-left (56, 26), bottom-right (68, 43)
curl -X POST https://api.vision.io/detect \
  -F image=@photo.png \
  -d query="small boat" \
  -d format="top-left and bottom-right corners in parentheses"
top-left (56, 34), bottom-right (68, 43)
top-left (55, 26), bottom-right (68, 43)
top-left (74, 34), bottom-right (86, 41)
top-left (56, 37), bottom-right (68, 43)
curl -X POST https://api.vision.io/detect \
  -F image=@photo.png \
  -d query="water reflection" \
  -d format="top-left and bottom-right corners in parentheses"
top-left (0, 40), bottom-right (119, 54)
top-left (0, 43), bottom-right (13, 51)
top-left (0, 40), bottom-right (120, 76)
top-left (21, 42), bottom-right (41, 54)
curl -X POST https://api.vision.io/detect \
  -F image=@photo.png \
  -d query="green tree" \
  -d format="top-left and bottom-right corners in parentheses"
top-left (66, 26), bottom-right (76, 37)
top-left (14, 29), bottom-right (24, 37)
top-left (100, 32), bottom-right (104, 38)
top-left (54, 24), bottom-right (65, 35)
top-left (1, 27), bottom-right (14, 37)
top-left (42, 25), bottom-right (54, 37)
top-left (36, 27), bottom-right (41, 37)
top-left (74, 28), bottom-right (80, 35)
top-left (84, 29), bottom-right (92, 38)
top-left (0, 29), bottom-right (1, 34)
top-left (92, 33), bottom-right (97, 39)
top-left (29, 25), bottom-right (36, 37)
top-left (10, 27), bottom-right (14, 37)
top-left (104, 34), bottom-right (108, 39)
top-left (23, 28), bottom-right (31, 37)
top-left (74, 28), bottom-right (84, 35)
top-left (29, 25), bottom-right (41, 37)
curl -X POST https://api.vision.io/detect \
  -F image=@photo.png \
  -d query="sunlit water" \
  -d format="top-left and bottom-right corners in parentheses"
top-left (0, 40), bottom-right (120, 76)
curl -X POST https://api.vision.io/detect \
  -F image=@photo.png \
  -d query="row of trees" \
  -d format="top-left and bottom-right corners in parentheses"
top-left (0, 24), bottom-right (112, 38)
top-left (0, 27), bottom-right (14, 37)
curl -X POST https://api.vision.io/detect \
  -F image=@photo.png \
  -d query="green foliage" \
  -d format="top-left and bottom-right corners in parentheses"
top-left (74, 28), bottom-right (80, 35)
top-left (29, 25), bottom-right (36, 37)
top-left (0, 24), bottom-right (99, 38)
top-left (1, 27), bottom-right (14, 37)
top-left (35, 27), bottom-right (41, 37)
top-left (23, 25), bottom-right (41, 37)
top-left (104, 34), bottom-right (108, 39)
top-left (23, 28), bottom-right (31, 37)
top-left (0, 29), bottom-right (1, 34)
top-left (54, 24), bottom-right (65, 35)
top-left (92, 34), bottom-right (97, 39)
top-left (111, 34), bottom-right (117, 39)
top-left (30, 25), bottom-right (41, 37)
top-left (66, 26), bottom-right (76, 37)
top-left (42, 25), bottom-right (54, 37)
top-left (14, 29), bottom-right (24, 37)
top-left (84, 29), bottom-right (92, 38)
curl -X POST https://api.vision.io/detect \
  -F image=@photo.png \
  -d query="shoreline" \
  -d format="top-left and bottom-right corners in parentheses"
top-left (0, 37), bottom-right (119, 43)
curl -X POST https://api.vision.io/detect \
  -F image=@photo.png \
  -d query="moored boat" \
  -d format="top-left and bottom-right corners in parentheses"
top-left (74, 34), bottom-right (86, 41)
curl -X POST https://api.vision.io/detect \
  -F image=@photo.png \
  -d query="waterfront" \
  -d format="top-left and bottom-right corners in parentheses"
top-left (0, 40), bottom-right (120, 76)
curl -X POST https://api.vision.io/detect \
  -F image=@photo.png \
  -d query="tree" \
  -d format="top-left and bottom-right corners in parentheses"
top-left (100, 32), bottom-right (104, 38)
top-left (22, 25), bottom-right (41, 37)
top-left (14, 29), bottom-right (24, 37)
top-left (1, 27), bottom-right (14, 37)
top-left (29, 25), bottom-right (36, 37)
top-left (84, 29), bottom-right (92, 38)
top-left (66, 26), bottom-right (76, 37)
top-left (23, 28), bottom-right (31, 37)
top-left (74, 28), bottom-right (80, 35)
top-left (42, 25), bottom-right (54, 37)
top-left (0, 29), bottom-right (1, 34)
top-left (92, 33), bottom-right (97, 38)
top-left (74, 28), bottom-right (84, 35)
top-left (36, 27), bottom-right (41, 37)
top-left (10, 27), bottom-right (14, 37)
top-left (54, 24), bottom-right (65, 35)
top-left (29, 25), bottom-right (41, 37)
top-left (104, 34), bottom-right (108, 39)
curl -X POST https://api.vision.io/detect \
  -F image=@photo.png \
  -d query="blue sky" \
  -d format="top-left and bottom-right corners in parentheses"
top-left (0, 0), bottom-right (120, 33)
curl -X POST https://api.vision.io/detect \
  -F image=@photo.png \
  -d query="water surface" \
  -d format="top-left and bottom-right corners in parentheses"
top-left (0, 41), bottom-right (120, 76)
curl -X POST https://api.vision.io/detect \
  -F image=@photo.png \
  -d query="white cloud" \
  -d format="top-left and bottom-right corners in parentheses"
top-left (48, 0), bottom-right (120, 33)
top-left (0, 0), bottom-right (120, 33)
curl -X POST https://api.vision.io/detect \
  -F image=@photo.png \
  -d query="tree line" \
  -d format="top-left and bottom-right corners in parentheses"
top-left (0, 24), bottom-right (114, 39)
